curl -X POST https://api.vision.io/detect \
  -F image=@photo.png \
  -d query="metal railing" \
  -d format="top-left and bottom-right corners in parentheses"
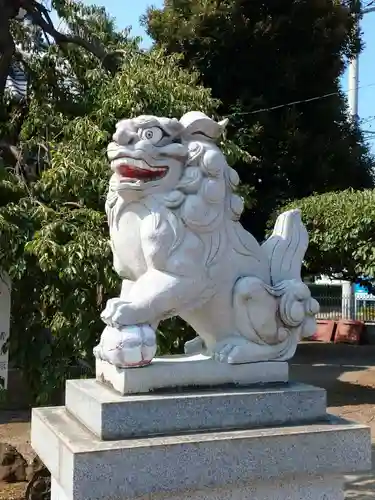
top-left (313, 293), bottom-right (375, 323)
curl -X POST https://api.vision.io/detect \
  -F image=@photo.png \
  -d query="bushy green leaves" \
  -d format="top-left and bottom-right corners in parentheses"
top-left (145, 0), bottom-right (375, 239)
top-left (286, 189), bottom-right (375, 283)
top-left (1, 4), bottom-right (221, 402)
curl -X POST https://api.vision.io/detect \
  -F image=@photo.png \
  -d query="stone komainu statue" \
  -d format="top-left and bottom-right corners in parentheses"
top-left (94, 112), bottom-right (319, 367)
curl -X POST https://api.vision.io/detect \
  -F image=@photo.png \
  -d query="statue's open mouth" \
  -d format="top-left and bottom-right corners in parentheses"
top-left (112, 157), bottom-right (168, 183)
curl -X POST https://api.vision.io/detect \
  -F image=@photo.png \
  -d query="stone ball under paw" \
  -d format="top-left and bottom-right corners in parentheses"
top-left (94, 324), bottom-right (157, 368)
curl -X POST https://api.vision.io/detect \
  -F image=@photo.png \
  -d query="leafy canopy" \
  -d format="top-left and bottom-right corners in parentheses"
top-left (0, 2), bottom-right (222, 402)
top-left (285, 189), bottom-right (375, 288)
top-left (144, 0), bottom-right (374, 238)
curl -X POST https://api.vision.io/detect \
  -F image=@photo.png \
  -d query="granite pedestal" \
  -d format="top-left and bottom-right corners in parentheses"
top-left (31, 357), bottom-right (372, 500)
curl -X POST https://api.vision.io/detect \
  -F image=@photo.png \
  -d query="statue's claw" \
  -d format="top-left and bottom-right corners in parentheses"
top-left (212, 338), bottom-right (251, 364)
top-left (213, 344), bottom-right (248, 364)
top-left (211, 333), bottom-right (297, 364)
top-left (101, 298), bottom-right (131, 328)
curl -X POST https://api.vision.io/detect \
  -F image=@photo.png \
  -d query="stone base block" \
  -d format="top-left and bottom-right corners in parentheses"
top-left (51, 474), bottom-right (345, 500)
top-left (96, 355), bottom-right (289, 395)
top-left (66, 379), bottom-right (327, 440)
top-left (32, 406), bottom-right (371, 500)
top-left (51, 478), bottom-right (69, 500)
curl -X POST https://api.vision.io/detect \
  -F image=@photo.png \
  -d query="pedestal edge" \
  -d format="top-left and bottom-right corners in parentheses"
top-left (66, 379), bottom-right (327, 440)
top-left (95, 356), bottom-right (289, 395)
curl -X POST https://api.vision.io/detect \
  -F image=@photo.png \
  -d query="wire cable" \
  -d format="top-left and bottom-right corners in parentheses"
top-left (228, 81), bottom-right (375, 118)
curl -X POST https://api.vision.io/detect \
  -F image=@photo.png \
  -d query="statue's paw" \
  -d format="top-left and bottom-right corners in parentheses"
top-left (93, 324), bottom-right (157, 368)
top-left (101, 298), bottom-right (131, 327)
top-left (212, 338), bottom-right (252, 364)
top-left (184, 336), bottom-right (204, 355)
top-left (212, 332), bottom-right (297, 364)
top-left (213, 344), bottom-right (249, 364)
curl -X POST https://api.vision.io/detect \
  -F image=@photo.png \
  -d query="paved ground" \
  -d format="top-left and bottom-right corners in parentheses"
top-left (1, 342), bottom-right (375, 499)
top-left (345, 456), bottom-right (375, 500)
top-left (290, 343), bottom-right (375, 499)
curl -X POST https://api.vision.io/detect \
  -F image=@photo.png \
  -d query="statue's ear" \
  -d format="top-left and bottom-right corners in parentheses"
top-left (180, 112), bottom-right (229, 140)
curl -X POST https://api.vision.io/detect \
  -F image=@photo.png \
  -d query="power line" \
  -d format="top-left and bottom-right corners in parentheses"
top-left (360, 115), bottom-right (375, 124)
top-left (363, 1), bottom-right (375, 10)
top-left (228, 81), bottom-right (375, 118)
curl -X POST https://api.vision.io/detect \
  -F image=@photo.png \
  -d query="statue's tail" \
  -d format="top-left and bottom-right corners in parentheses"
top-left (261, 209), bottom-right (308, 286)
top-left (261, 209), bottom-right (319, 340)
top-left (229, 209), bottom-right (319, 363)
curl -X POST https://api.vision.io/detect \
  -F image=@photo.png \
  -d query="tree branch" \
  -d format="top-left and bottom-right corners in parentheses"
top-left (22, 0), bottom-right (118, 74)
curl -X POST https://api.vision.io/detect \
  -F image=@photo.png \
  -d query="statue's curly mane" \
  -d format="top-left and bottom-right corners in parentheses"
top-left (162, 139), bottom-right (244, 234)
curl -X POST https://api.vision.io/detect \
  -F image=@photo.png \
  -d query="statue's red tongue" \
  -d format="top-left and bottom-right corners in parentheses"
top-left (118, 165), bottom-right (153, 179)
top-left (118, 164), bottom-right (166, 180)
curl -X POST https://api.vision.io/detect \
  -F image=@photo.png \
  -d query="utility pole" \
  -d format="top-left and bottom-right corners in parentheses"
top-left (343, 4), bottom-right (375, 319)
top-left (348, 5), bottom-right (375, 121)
top-left (348, 56), bottom-right (359, 119)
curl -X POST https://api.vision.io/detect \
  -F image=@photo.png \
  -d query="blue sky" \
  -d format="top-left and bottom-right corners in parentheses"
top-left (65, 0), bottom-right (375, 147)
top-left (355, 12), bottom-right (375, 145)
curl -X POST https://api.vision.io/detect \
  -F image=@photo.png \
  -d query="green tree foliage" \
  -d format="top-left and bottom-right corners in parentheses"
top-left (1, 0), bottom-right (128, 175)
top-left (0, 0), bottom-right (121, 100)
top-left (0, 2), bottom-right (220, 402)
top-left (285, 189), bottom-right (375, 288)
top-left (144, 0), bottom-right (375, 238)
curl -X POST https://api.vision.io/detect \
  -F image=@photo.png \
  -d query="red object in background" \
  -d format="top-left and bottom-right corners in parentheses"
top-left (311, 320), bottom-right (336, 342)
top-left (334, 320), bottom-right (364, 345)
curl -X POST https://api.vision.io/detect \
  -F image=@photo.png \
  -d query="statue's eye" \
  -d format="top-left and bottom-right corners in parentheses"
top-left (139, 127), bottom-right (164, 144)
